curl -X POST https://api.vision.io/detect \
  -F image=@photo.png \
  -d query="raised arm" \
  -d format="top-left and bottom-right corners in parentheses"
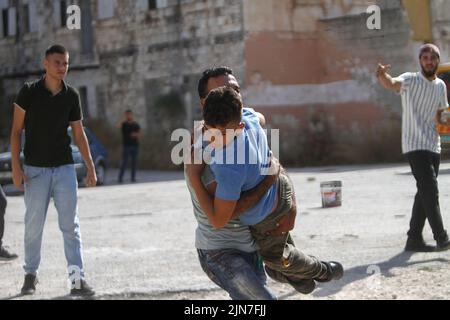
top-left (187, 158), bottom-right (280, 229)
top-left (376, 63), bottom-right (402, 93)
top-left (188, 166), bottom-right (236, 229)
top-left (131, 125), bottom-right (143, 140)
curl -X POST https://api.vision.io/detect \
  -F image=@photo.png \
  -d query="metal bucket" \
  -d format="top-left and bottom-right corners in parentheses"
top-left (320, 181), bottom-right (342, 208)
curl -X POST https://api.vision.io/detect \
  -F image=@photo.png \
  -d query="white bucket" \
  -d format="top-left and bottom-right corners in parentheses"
top-left (320, 181), bottom-right (342, 208)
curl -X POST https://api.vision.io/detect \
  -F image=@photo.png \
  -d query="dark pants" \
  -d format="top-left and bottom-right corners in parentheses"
top-left (406, 151), bottom-right (448, 242)
top-left (119, 145), bottom-right (139, 182)
top-left (0, 185), bottom-right (6, 248)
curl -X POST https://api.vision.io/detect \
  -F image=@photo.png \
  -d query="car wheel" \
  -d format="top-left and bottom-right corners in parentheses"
top-left (96, 163), bottom-right (106, 186)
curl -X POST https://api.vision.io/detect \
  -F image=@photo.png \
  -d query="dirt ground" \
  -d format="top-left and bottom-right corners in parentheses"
top-left (1, 164), bottom-right (450, 300)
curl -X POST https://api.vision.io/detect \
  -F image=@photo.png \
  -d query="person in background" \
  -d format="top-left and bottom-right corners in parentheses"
top-left (117, 110), bottom-right (141, 183)
top-left (377, 43), bottom-right (450, 252)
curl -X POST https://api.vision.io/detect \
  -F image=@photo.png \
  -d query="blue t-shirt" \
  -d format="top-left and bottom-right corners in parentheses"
top-left (210, 108), bottom-right (278, 226)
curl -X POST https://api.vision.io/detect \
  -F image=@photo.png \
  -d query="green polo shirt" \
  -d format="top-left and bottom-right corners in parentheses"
top-left (15, 76), bottom-right (83, 167)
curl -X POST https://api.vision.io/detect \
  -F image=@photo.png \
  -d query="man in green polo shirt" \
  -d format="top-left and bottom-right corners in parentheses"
top-left (10, 45), bottom-right (96, 296)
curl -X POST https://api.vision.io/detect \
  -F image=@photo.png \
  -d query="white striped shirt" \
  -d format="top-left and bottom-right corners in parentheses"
top-left (394, 72), bottom-right (449, 154)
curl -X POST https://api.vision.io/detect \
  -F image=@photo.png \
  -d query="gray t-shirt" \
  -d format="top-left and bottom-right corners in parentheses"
top-left (185, 165), bottom-right (257, 252)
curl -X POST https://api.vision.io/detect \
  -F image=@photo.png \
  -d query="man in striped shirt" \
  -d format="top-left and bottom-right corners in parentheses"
top-left (377, 43), bottom-right (450, 252)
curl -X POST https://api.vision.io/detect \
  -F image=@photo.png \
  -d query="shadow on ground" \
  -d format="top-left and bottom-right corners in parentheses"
top-left (278, 251), bottom-right (450, 299)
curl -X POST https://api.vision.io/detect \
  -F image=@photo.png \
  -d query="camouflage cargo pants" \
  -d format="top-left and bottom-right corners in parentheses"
top-left (250, 171), bottom-right (329, 282)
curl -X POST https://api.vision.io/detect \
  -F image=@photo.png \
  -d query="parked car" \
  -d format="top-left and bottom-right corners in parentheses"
top-left (0, 127), bottom-right (108, 186)
top-left (437, 63), bottom-right (450, 154)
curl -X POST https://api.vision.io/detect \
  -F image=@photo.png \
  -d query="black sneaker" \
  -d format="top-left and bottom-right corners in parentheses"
top-left (436, 236), bottom-right (450, 252)
top-left (316, 261), bottom-right (344, 283)
top-left (265, 266), bottom-right (316, 294)
top-left (0, 246), bottom-right (18, 261)
top-left (405, 238), bottom-right (436, 252)
top-left (70, 279), bottom-right (95, 297)
top-left (21, 274), bottom-right (38, 295)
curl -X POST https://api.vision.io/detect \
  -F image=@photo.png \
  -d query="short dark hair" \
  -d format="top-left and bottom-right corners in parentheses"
top-left (203, 86), bottom-right (242, 127)
top-left (198, 66), bottom-right (233, 99)
top-left (45, 44), bottom-right (69, 57)
top-left (125, 109), bottom-right (133, 114)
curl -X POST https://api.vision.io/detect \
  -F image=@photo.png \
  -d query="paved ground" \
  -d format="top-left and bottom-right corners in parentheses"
top-left (1, 164), bottom-right (450, 300)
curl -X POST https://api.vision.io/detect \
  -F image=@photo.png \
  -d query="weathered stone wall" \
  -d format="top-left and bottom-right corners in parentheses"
top-left (0, 0), bottom-right (90, 147)
top-left (241, 0), bottom-right (420, 165)
top-left (91, 0), bottom-right (246, 130)
top-left (1, 0), bottom-right (449, 167)
top-left (0, 0), bottom-right (247, 168)
top-left (89, 0), bottom-right (246, 168)
top-left (430, 0), bottom-right (450, 63)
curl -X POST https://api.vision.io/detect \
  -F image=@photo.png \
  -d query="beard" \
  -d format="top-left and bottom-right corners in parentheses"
top-left (421, 64), bottom-right (438, 78)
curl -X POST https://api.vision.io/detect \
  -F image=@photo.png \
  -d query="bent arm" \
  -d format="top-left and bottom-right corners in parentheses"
top-left (190, 175), bottom-right (236, 229)
top-left (206, 174), bottom-right (277, 220)
top-left (437, 109), bottom-right (445, 126)
top-left (232, 166), bottom-right (279, 219)
top-left (378, 72), bottom-right (402, 92)
top-left (198, 158), bottom-right (280, 220)
top-left (376, 63), bottom-right (402, 93)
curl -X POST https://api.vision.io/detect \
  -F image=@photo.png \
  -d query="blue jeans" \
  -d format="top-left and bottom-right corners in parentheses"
top-left (23, 164), bottom-right (84, 279)
top-left (119, 145), bottom-right (139, 182)
top-left (197, 249), bottom-right (277, 300)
